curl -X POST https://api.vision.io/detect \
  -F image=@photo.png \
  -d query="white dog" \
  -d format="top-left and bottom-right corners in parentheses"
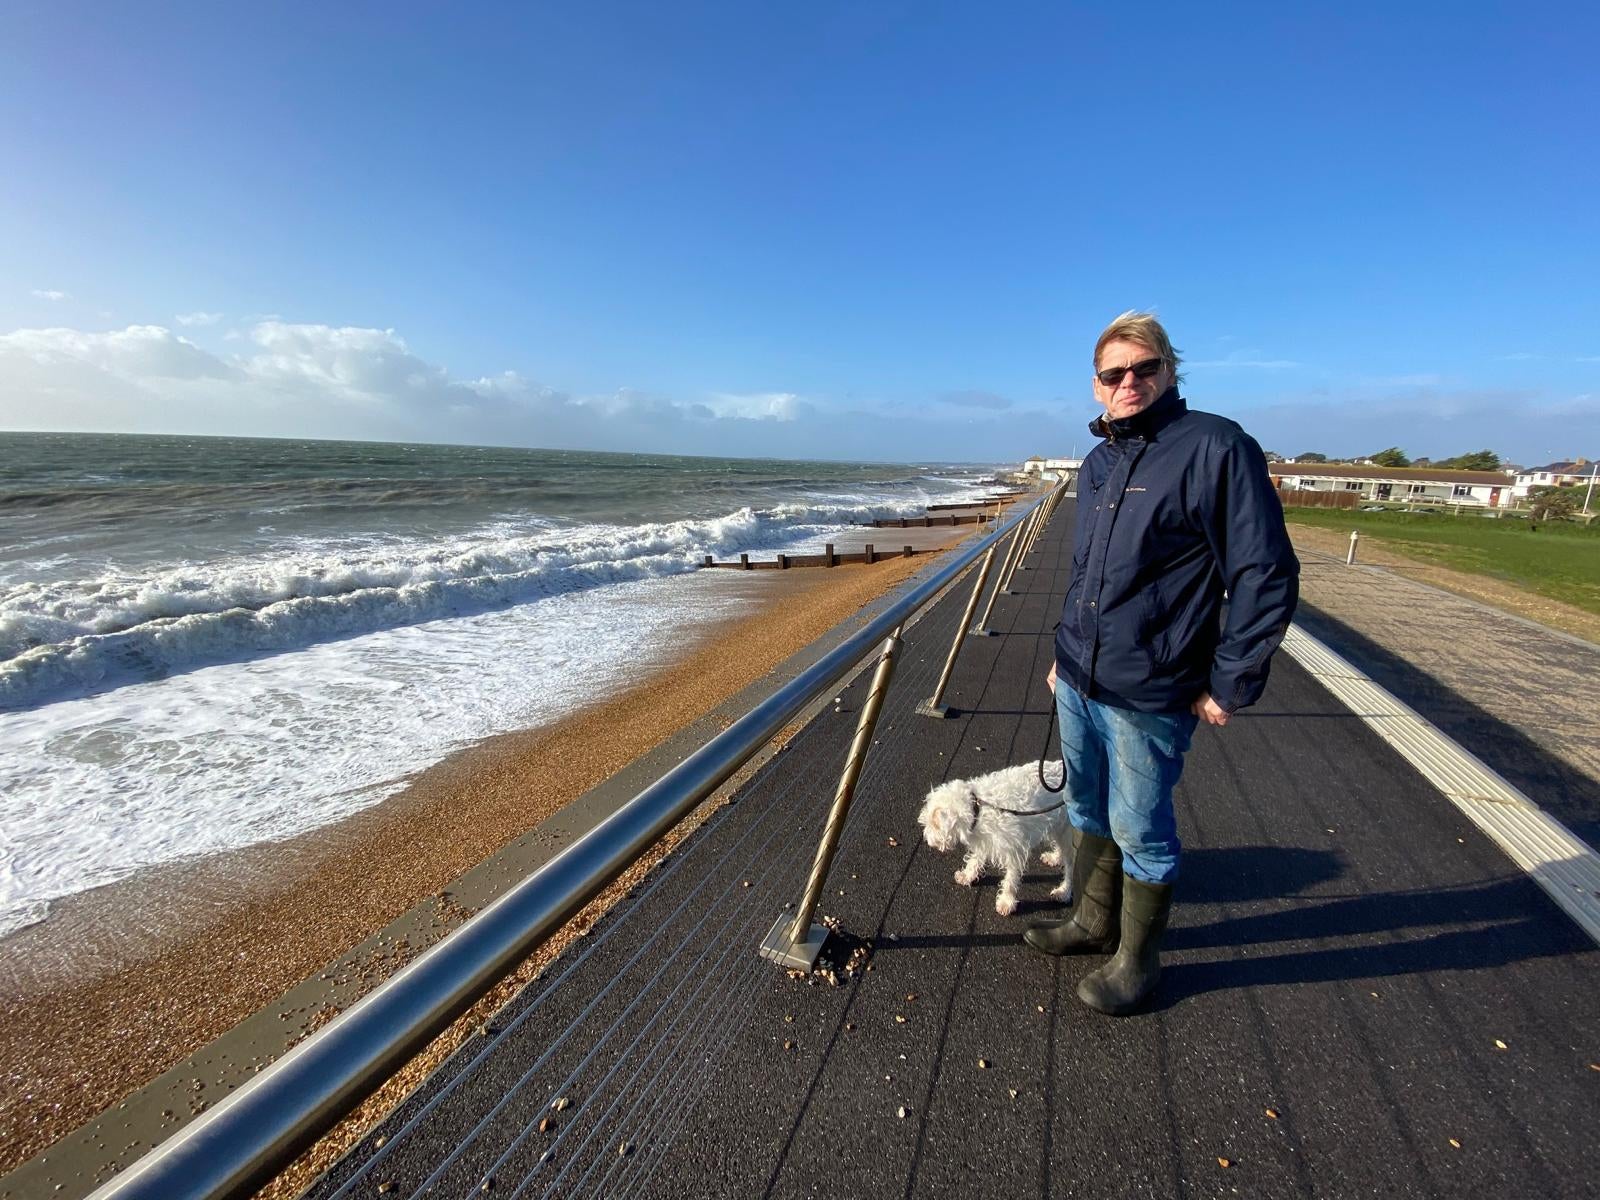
top-left (917, 761), bottom-right (1073, 916)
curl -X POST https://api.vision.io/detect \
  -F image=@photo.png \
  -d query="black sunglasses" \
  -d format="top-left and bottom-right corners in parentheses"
top-left (1095, 356), bottom-right (1165, 387)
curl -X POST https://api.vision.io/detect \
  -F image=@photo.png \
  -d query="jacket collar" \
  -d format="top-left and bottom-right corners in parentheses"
top-left (1089, 386), bottom-right (1186, 442)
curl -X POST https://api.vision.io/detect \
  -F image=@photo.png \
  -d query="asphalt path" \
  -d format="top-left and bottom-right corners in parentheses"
top-left (302, 499), bottom-right (1599, 1200)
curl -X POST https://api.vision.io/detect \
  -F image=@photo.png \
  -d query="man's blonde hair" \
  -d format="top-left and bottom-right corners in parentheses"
top-left (1093, 311), bottom-right (1184, 384)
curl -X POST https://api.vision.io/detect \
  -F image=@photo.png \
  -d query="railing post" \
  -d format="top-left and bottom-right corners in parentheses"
top-left (1024, 485), bottom-right (1061, 557)
top-left (973, 513), bottom-right (1029, 636)
top-left (760, 624), bottom-right (906, 972)
top-left (917, 544), bottom-right (998, 718)
top-left (1022, 491), bottom-right (1052, 559)
top-left (1001, 505), bottom-right (1043, 592)
top-left (1024, 497), bottom-right (1048, 551)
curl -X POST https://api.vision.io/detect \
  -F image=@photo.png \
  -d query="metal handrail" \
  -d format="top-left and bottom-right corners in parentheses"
top-left (85, 491), bottom-right (1051, 1200)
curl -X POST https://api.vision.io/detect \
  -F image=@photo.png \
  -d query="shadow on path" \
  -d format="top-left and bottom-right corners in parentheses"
top-left (1296, 604), bottom-right (1600, 848)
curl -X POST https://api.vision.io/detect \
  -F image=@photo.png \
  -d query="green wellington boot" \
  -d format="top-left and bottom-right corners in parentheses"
top-left (1076, 877), bottom-right (1174, 1015)
top-left (1023, 830), bottom-right (1123, 956)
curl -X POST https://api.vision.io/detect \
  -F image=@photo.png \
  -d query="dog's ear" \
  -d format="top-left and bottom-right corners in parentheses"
top-left (928, 808), bottom-right (947, 833)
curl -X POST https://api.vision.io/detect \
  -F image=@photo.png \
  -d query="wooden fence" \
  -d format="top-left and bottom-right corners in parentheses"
top-left (1276, 488), bottom-right (1359, 509)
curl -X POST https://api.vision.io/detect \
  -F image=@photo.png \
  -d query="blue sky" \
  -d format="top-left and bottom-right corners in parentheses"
top-left (2, 2), bottom-right (1597, 466)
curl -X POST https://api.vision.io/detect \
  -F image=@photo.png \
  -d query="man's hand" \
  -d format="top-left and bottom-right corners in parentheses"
top-left (1045, 663), bottom-right (1057, 694)
top-left (1191, 692), bottom-right (1230, 726)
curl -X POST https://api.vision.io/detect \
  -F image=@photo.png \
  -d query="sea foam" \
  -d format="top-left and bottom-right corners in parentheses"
top-left (0, 470), bottom-right (998, 940)
top-left (0, 496), bottom-right (949, 711)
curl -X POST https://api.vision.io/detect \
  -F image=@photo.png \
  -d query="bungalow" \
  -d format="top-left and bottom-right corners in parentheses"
top-left (1268, 462), bottom-right (1513, 508)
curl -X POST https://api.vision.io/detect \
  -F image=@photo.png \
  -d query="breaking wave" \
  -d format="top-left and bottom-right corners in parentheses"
top-left (0, 495), bottom-right (958, 710)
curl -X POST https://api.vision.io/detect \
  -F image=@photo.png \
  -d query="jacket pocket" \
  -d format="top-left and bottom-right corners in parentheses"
top-left (1141, 581), bottom-right (1173, 666)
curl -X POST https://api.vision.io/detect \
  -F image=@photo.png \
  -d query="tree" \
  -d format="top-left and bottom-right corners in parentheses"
top-left (1294, 451), bottom-right (1328, 463)
top-left (1436, 449), bottom-right (1502, 470)
top-left (1369, 447), bottom-right (1411, 467)
top-left (1527, 485), bottom-right (1579, 521)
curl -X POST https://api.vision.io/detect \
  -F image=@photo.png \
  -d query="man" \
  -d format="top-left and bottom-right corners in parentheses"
top-left (1025, 311), bottom-right (1299, 1016)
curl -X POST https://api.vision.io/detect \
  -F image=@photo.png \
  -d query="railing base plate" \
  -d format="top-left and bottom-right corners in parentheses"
top-left (759, 914), bottom-right (829, 972)
top-left (915, 699), bottom-right (953, 719)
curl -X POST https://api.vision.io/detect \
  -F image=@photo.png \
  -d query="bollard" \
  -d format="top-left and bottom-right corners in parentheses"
top-left (1347, 530), bottom-right (1359, 565)
top-left (703, 554), bottom-right (713, 567)
top-left (865, 543), bottom-right (875, 564)
top-left (740, 553), bottom-right (750, 570)
top-left (903, 545), bottom-right (913, 558)
top-left (918, 544), bottom-right (998, 717)
top-left (779, 554), bottom-right (790, 569)
top-left (825, 542), bottom-right (835, 567)
top-left (974, 512), bottom-right (1030, 635)
top-left (760, 625), bottom-right (906, 972)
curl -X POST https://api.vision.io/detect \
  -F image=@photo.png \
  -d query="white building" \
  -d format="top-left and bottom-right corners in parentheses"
top-left (1510, 459), bottom-right (1599, 502)
top-left (1268, 463), bottom-right (1513, 507)
top-left (1019, 456), bottom-right (1083, 481)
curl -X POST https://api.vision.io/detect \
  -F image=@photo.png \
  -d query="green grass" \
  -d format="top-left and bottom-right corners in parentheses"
top-left (1283, 506), bottom-right (1600, 616)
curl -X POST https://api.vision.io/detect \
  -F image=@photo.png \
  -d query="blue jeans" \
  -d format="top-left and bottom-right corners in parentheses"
top-left (1055, 685), bottom-right (1198, 884)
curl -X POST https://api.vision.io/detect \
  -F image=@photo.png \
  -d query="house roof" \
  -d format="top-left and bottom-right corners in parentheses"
top-left (1268, 463), bottom-right (1508, 485)
top-left (1522, 460), bottom-right (1596, 475)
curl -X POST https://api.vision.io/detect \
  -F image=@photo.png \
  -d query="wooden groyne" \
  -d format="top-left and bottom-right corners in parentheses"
top-left (862, 511), bottom-right (995, 528)
top-left (703, 544), bottom-right (922, 570)
top-left (701, 490), bottom-right (1031, 571)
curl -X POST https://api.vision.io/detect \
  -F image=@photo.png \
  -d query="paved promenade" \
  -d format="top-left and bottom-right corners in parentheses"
top-left (1291, 543), bottom-right (1600, 849)
top-left (294, 500), bottom-right (1598, 1200)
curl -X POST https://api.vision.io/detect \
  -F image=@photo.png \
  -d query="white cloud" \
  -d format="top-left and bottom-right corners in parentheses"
top-left (704, 392), bottom-right (808, 421)
top-left (0, 321), bottom-right (850, 453)
top-left (0, 319), bottom-right (1077, 461)
top-left (1189, 350), bottom-right (1301, 370)
top-left (175, 311), bottom-right (223, 327)
top-left (1359, 372), bottom-right (1444, 388)
top-left (0, 324), bottom-right (235, 382)
top-left (1218, 384), bottom-right (1597, 465)
top-left (30, 289), bottom-right (68, 301)
top-left (939, 389), bottom-right (1013, 411)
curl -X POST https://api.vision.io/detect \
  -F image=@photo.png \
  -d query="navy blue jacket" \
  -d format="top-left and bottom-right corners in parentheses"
top-left (1054, 387), bottom-right (1299, 714)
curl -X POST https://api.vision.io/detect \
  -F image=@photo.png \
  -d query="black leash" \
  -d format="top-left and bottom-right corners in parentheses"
top-left (964, 684), bottom-right (1068, 832)
top-left (1038, 689), bottom-right (1064, 793)
top-left (966, 787), bottom-right (1066, 830)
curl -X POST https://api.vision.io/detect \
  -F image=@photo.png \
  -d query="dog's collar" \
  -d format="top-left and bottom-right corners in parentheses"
top-left (966, 788), bottom-right (1067, 832)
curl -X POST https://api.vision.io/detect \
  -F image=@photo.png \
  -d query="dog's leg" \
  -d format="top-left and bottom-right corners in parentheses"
top-left (1050, 835), bottom-right (1074, 902)
top-left (996, 861), bottom-right (1022, 916)
top-left (954, 850), bottom-right (984, 887)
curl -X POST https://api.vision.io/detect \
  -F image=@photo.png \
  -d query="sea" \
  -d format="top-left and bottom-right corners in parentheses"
top-left (0, 431), bottom-right (1002, 940)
